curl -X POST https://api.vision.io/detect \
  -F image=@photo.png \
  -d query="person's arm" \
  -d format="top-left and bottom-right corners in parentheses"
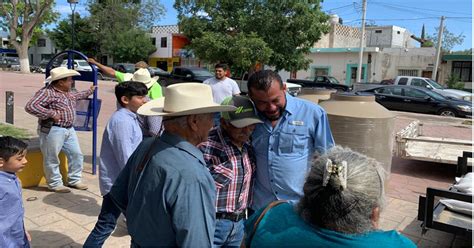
top-left (109, 120), bottom-right (139, 168)
top-left (72, 85), bottom-right (95, 100)
top-left (200, 144), bottom-right (233, 189)
top-left (231, 79), bottom-right (241, 95)
top-left (24, 89), bottom-right (57, 120)
top-left (87, 58), bottom-right (116, 78)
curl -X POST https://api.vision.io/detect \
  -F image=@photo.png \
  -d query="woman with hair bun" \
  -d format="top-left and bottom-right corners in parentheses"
top-left (244, 146), bottom-right (416, 248)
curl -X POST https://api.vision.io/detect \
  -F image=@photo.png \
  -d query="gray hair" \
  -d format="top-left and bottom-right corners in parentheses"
top-left (163, 115), bottom-right (188, 127)
top-left (297, 146), bottom-right (386, 234)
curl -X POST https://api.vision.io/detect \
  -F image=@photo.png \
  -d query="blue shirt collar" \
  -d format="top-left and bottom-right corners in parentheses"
top-left (0, 171), bottom-right (17, 180)
top-left (284, 93), bottom-right (297, 116)
top-left (160, 131), bottom-right (206, 165)
top-left (118, 107), bottom-right (138, 119)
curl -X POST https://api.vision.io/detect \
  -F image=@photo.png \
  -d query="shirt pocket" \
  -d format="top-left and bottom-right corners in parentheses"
top-left (210, 161), bottom-right (235, 189)
top-left (278, 125), bottom-right (309, 155)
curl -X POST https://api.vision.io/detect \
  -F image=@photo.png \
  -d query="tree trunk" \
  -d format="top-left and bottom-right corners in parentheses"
top-left (17, 41), bottom-right (30, 74)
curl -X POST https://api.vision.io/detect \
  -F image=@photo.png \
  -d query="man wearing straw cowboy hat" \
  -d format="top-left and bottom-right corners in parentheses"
top-left (105, 83), bottom-right (236, 247)
top-left (25, 67), bottom-right (96, 193)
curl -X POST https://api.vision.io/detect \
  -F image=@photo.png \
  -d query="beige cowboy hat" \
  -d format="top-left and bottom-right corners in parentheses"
top-left (124, 68), bottom-right (158, 89)
top-left (138, 83), bottom-right (237, 116)
top-left (50, 67), bottom-right (80, 81)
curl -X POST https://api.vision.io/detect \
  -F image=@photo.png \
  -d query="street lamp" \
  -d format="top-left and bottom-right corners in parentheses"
top-left (67, 0), bottom-right (78, 50)
top-left (67, 0), bottom-right (78, 90)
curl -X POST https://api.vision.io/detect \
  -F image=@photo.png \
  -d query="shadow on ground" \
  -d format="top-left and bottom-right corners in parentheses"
top-left (42, 191), bottom-right (101, 217)
top-left (391, 157), bottom-right (456, 182)
top-left (29, 230), bottom-right (81, 247)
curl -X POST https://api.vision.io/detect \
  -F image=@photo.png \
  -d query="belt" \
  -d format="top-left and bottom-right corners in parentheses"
top-left (53, 124), bottom-right (73, 129)
top-left (216, 212), bottom-right (246, 222)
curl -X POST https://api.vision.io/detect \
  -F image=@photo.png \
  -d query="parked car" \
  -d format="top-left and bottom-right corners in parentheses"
top-left (359, 85), bottom-right (472, 118)
top-left (231, 72), bottom-right (302, 97)
top-left (161, 66), bottom-right (214, 86)
top-left (287, 75), bottom-right (352, 92)
top-left (393, 76), bottom-right (472, 101)
top-left (60, 59), bottom-right (92, 72)
top-left (114, 63), bottom-right (135, 73)
top-left (148, 66), bottom-right (170, 77)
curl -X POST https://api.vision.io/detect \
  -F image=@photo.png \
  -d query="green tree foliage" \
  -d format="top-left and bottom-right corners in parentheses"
top-left (47, 13), bottom-right (97, 56)
top-left (0, 0), bottom-right (58, 73)
top-left (175, 0), bottom-right (330, 72)
top-left (445, 74), bottom-right (464, 90)
top-left (85, 0), bottom-right (164, 62)
top-left (427, 26), bottom-right (465, 52)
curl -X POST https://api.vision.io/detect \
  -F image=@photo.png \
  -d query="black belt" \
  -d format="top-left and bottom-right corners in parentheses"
top-left (53, 124), bottom-right (73, 129)
top-left (216, 212), bottom-right (246, 222)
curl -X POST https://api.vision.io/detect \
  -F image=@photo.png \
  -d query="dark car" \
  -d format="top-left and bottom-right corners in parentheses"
top-left (287, 75), bottom-right (351, 92)
top-left (162, 66), bottom-right (214, 86)
top-left (114, 63), bottom-right (135, 73)
top-left (359, 85), bottom-right (472, 118)
top-left (148, 67), bottom-right (170, 77)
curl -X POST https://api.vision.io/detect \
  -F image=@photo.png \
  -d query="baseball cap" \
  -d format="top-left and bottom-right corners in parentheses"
top-left (221, 95), bottom-right (263, 128)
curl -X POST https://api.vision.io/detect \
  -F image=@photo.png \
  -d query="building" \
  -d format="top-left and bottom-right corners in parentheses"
top-left (28, 35), bottom-right (58, 65)
top-left (438, 54), bottom-right (472, 89)
top-left (280, 15), bottom-right (436, 85)
top-left (148, 25), bottom-right (196, 72)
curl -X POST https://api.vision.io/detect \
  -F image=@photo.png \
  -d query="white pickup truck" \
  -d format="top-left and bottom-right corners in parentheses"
top-left (393, 76), bottom-right (472, 101)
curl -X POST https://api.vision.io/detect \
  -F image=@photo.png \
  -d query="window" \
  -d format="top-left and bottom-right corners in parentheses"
top-left (398, 69), bottom-right (418, 76)
top-left (397, 77), bottom-right (408, 85)
top-left (160, 37), bottom-right (167, 48)
top-left (376, 87), bottom-right (402, 96)
top-left (316, 76), bottom-right (325, 82)
top-left (411, 78), bottom-right (428, 87)
top-left (314, 68), bottom-right (329, 76)
top-left (151, 38), bottom-right (156, 46)
top-left (397, 31), bottom-right (401, 34)
top-left (37, 38), bottom-right (46, 47)
top-left (375, 30), bottom-right (382, 33)
top-left (404, 88), bottom-right (427, 98)
top-left (452, 61), bottom-right (472, 82)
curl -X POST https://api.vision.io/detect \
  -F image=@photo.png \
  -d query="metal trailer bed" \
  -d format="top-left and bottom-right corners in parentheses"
top-left (395, 120), bottom-right (473, 165)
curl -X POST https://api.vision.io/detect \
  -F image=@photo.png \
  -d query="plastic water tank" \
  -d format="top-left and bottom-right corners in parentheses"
top-left (319, 93), bottom-right (395, 175)
top-left (298, 88), bottom-right (336, 104)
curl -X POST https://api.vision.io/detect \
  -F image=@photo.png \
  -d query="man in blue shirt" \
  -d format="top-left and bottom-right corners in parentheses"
top-left (84, 81), bottom-right (148, 247)
top-left (247, 70), bottom-right (335, 210)
top-left (107, 83), bottom-right (236, 247)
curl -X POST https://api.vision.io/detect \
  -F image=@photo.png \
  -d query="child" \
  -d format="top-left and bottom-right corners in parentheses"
top-left (0, 136), bottom-right (30, 247)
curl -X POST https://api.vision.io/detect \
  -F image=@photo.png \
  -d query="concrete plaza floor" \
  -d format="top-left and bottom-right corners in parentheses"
top-left (0, 71), bottom-right (472, 247)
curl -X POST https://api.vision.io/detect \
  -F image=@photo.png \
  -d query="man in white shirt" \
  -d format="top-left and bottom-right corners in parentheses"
top-left (204, 63), bottom-right (241, 125)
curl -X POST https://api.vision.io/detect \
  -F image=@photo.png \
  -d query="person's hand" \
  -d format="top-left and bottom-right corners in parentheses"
top-left (87, 58), bottom-right (97, 65)
top-left (26, 231), bottom-right (31, 242)
top-left (90, 85), bottom-right (97, 92)
top-left (52, 114), bottom-right (60, 123)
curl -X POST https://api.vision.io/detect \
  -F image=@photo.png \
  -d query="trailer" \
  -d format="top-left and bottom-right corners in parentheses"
top-left (395, 120), bottom-right (473, 165)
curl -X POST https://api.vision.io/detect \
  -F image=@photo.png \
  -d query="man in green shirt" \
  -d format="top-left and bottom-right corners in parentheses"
top-left (87, 58), bottom-right (162, 99)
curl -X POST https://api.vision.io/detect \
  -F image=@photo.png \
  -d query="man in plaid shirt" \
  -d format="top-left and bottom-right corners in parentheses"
top-left (25, 67), bottom-right (95, 193)
top-left (199, 95), bottom-right (263, 247)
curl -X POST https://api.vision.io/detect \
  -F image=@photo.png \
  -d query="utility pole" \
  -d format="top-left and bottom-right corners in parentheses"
top-left (356, 0), bottom-right (367, 84)
top-left (432, 16), bottom-right (445, 81)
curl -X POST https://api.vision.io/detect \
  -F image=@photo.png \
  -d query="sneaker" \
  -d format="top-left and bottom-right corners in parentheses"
top-left (67, 182), bottom-right (88, 190)
top-left (49, 185), bottom-right (71, 193)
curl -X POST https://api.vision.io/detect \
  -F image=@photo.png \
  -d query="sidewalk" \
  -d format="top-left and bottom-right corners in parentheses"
top-left (1, 71), bottom-right (472, 247)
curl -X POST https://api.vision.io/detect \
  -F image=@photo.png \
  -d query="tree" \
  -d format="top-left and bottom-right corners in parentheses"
top-left (47, 13), bottom-right (97, 56)
top-left (86, 0), bottom-right (164, 62)
top-left (175, 0), bottom-right (330, 72)
top-left (0, 0), bottom-right (58, 73)
top-left (427, 26), bottom-right (465, 52)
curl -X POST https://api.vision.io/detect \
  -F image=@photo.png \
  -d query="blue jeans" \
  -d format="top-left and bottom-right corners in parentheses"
top-left (38, 126), bottom-right (83, 188)
top-left (83, 194), bottom-right (122, 247)
top-left (213, 219), bottom-right (245, 248)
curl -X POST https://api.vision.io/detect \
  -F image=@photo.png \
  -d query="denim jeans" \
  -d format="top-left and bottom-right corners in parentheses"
top-left (38, 126), bottom-right (83, 188)
top-left (213, 219), bottom-right (245, 248)
top-left (83, 194), bottom-right (122, 247)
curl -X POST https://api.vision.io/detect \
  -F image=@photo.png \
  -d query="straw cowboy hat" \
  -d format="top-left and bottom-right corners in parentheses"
top-left (50, 67), bottom-right (80, 81)
top-left (124, 68), bottom-right (158, 89)
top-left (138, 83), bottom-right (237, 116)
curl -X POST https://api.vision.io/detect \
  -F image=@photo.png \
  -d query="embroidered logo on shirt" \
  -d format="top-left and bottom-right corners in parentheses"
top-left (289, 120), bottom-right (304, 126)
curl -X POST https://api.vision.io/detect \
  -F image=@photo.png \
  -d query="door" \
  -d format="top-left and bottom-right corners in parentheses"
top-left (373, 86), bottom-right (404, 110)
top-left (346, 64), bottom-right (367, 85)
top-left (402, 88), bottom-right (433, 113)
top-left (422, 71), bottom-right (432, 78)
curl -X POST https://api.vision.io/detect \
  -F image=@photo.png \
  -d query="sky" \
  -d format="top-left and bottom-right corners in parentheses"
top-left (46, 0), bottom-right (474, 51)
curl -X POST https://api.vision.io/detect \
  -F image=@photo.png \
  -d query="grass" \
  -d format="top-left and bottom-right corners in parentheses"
top-left (461, 120), bottom-right (472, 125)
top-left (0, 123), bottom-right (33, 140)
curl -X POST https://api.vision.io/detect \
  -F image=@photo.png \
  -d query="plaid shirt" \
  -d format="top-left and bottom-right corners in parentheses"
top-left (199, 126), bottom-right (255, 213)
top-left (25, 85), bottom-right (93, 127)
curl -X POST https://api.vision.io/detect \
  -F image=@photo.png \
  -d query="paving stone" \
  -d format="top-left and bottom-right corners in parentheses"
top-left (23, 216), bottom-right (39, 230)
top-left (56, 202), bottom-right (101, 226)
top-left (28, 212), bottom-right (65, 226)
top-left (379, 217), bottom-right (400, 230)
top-left (418, 238), bottom-right (451, 248)
top-left (422, 229), bottom-right (456, 246)
top-left (398, 219), bottom-right (424, 238)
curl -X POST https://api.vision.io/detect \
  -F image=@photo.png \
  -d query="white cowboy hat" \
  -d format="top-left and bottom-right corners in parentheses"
top-left (138, 83), bottom-right (237, 116)
top-left (123, 68), bottom-right (158, 89)
top-left (50, 67), bottom-right (80, 81)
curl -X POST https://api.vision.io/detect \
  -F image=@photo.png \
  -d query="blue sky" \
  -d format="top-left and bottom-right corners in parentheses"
top-left (51, 0), bottom-right (472, 51)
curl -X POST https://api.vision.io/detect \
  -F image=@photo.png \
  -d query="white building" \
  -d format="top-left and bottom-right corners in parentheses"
top-left (28, 35), bottom-right (58, 65)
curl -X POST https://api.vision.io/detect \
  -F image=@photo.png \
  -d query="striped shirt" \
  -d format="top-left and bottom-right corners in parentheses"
top-left (25, 85), bottom-right (94, 127)
top-left (199, 126), bottom-right (255, 213)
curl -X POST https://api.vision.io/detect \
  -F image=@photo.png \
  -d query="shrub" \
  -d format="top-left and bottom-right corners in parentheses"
top-left (445, 74), bottom-right (465, 90)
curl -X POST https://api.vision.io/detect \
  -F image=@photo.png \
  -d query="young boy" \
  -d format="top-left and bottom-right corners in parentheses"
top-left (0, 136), bottom-right (30, 247)
top-left (84, 81), bottom-right (148, 247)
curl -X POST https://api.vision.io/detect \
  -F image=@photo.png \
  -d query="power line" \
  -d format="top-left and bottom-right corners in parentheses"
top-left (325, 3), bottom-right (356, 12)
top-left (370, 1), bottom-right (471, 15)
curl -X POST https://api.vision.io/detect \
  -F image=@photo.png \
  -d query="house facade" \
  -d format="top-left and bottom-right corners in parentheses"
top-left (439, 54), bottom-right (472, 89)
top-left (28, 35), bottom-right (58, 65)
top-left (279, 16), bottom-right (436, 85)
